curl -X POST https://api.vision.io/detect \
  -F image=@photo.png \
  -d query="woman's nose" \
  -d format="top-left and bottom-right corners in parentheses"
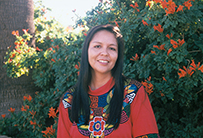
top-left (100, 47), bottom-right (108, 56)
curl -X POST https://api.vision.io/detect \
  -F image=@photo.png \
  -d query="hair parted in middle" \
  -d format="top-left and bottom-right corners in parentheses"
top-left (71, 24), bottom-right (125, 129)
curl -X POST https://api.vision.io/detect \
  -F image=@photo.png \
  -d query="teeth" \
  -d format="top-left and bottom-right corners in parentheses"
top-left (99, 60), bottom-right (108, 63)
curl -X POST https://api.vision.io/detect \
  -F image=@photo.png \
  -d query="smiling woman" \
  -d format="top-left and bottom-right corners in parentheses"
top-left (57, 24), bottom-right (159, 138)
top-left (34, 0), bottom-right (99, 27)
top-left (88, 30), bottom-right (118, 89)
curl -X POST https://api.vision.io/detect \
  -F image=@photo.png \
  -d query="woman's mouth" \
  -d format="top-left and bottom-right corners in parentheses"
top-left (98, 60), bottom-right (109, 63)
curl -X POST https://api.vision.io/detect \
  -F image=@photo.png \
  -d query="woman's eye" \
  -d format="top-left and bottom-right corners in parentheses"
top-left (94, 45), bottom-right (100, 48)
top-left (110, 47), bottom-right (116, 51)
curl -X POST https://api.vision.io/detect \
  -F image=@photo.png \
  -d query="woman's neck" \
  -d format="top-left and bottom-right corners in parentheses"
top-left (90, 72), bottom-right (112, 90)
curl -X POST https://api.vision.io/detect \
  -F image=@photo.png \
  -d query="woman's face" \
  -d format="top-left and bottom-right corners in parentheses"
top-left (88, 30), bottom-right (118, 77)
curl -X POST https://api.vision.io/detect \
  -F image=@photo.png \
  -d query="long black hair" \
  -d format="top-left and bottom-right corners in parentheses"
top-left (71, 24), bottom-right (125, 129)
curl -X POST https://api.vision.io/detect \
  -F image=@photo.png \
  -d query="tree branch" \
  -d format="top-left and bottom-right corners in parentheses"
top-left (196, 88), bottom-right (203, 94)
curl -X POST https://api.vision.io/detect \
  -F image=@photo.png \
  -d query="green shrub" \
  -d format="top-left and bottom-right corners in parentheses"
top-left (1, 0), bottom-right (203, 137)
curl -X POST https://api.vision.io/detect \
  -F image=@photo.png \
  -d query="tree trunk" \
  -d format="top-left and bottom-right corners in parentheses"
top-left (0, 0), bottom-right (36, 118)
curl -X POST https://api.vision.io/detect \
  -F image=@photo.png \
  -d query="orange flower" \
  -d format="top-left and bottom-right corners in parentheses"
top-left (110, 8), bottom-right (115, 11)
top-left (159, 44), bottom-right (165, 50)
top-left (27, 95), bottom-right (32, 101)
top-left (142, 20), bottom-right (148, 26)
top-left (198, 65), bottom-right (203, 73)
top-left (178, 66), bottom-right (194, 78)
top-left (147, 76), bottom-right (151, 81)
top-left (188, 69), bottom-right (195, 76)
top-left (16, 49), bottom-right (21, 54)
top-left (153, 24), bottom-right (163, 33)
top-left (115, 21), bottom-right (119, 27)
top-left (153, 0), bottom-right (162, 3)
top-left (153, 45), bottom-right (159, 49)
top-left (170, 39), bottom-right (185, 49)
top-left (190, 60), bottom-right (201, 73)
top-left (173, 44), bottom-right (178, 49)
top-left (170, 39), bottom-right (177, 45)
top-left (176, 5), bottom-right (184, 12)
top-left (25, 105), bottom-right (30, 109)
top-left (29, 110), bottom-right (36, 119)
top-left (146, 1), bottom-right (152, 7)
top-left (74, 62), bottom-right (80, 70)
top-left (166, 34), bottom-right (170, 39)
top-left (153, 44), bottom-right (165, 50)
top-left (8, 107), bottom-right (15, 113)
top-left (1, 114), bottom-right (6, 118)
top-left (36, 47), bottom-right (41, 51)
top-left (8, 59), bottom-right (12, 63)
top-left (42, 125), bottom-right (56, 136)
top-left (12, 30), bottom-right (19, 36)
top-left (167, 48), bottom-right (172, 56)
top-left (51, 59), bottom-right (56, 62)
top-left (42, 129), bottom-right (49, 135)
top-left (130, 53), bottom-right (139, 61)
top-left (151, 50), bottom-right (156, 55)
top-left (30, 120), bottom-right (37, 129)
top-left (163, 77), bottom-right (167, 81)
top-left (178, 68), bottom-right (187, 78)
top-left (166, 0), bottom-right (177, 15)
top-left (161, 0), bottom-right (177, 15)
top-left (23, 95), bottom-right (32, 101)
top-left (130, 2), bottom-right (139, 12)
top-left (141, 76), bottom-right (153, 95)
top-left (160, 0), bottom-right (168, 9)
top-left (183, 0), bottom-right (192, 10)
top-left (21, 105), bottom-right (27, 112)
top-left (160, 91), bottom-right (165, 97)
top-left (190, 60), bottom-right (199, 69)
top-left (55, 45), bottom-right (59, 50)
top-left (22, 29), bottom-right (29, 34)
top-left (178, 39), bottom-right (185, 46)
top-left (48, 48), bottom-right (53, 51)
top-left (141, 81), bottom-right (154, 95)
top-left (48, 107), bottom-right (58, 118)
top-left (11, 53), bottom-right (16, 58)
top-left (166, 33), bottom-right (173, 39)
top-left (130, 2), bottom-right (139, 8)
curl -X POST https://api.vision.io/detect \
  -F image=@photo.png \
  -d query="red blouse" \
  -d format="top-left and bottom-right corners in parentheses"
top-left (57, 78), bottom-right (159, 138)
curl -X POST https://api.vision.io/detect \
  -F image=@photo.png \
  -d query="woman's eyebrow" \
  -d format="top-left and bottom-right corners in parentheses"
top-left (91, 41), bottom-right (117, 46)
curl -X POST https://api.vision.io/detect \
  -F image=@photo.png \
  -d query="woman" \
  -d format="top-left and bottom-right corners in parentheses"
top-left (57, 24), bottom-right (159, 138)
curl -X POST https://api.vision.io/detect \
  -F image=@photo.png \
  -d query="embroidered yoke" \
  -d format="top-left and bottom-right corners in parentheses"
top-left (57, 78), bottom-right (159, 138)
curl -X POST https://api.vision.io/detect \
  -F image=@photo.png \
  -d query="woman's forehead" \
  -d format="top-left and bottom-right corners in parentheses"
top-left (90, 30), bottom-right (117, 44)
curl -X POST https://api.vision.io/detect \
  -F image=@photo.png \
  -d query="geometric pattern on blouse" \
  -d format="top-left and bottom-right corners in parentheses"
top-left (62, 79), bottom-right (141, 138)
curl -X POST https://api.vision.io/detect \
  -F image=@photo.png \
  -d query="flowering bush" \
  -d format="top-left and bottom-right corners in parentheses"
top-left (1, 0), bottom-right (203, 137)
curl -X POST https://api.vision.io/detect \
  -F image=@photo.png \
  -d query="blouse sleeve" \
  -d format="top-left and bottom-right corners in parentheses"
top-left (130, 86), bottom-right (159, 138)
top-left (57, 101), bottom-right (72, 138)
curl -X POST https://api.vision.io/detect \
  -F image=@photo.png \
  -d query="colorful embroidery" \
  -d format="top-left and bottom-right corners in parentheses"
top-left (88, 116), bottom-right (105, 137)
top-left (62, 79), bottom-right (141, 138)
top-left (62, 100), bottom-right (71, 108)
top-left (93, 107), bottom-right (103, 116)
top-left (62, 92), bottom-right (73, 108)
top-left (90, 96), bottom-right (98, 108)
top-left (137, 133), bottom-right (160, 138)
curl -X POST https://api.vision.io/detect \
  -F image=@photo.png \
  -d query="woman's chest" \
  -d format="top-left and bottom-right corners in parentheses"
top-left (69, 119), bottom-right (132, 138)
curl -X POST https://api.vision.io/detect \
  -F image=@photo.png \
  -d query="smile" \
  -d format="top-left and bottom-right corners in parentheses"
top-left (98, 60), bottom-right (109, 63)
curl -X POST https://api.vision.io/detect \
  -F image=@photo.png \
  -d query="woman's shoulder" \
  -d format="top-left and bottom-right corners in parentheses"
top-left (123, 77), bottom-right (143, 89)
top-left (123, 78), bottom-right (143, 103)
top-left (61, 85), bottom-right (76, 109)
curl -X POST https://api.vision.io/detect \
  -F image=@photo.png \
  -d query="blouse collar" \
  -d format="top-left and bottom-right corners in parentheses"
top-left (88, 77), bottom-right (115, 96)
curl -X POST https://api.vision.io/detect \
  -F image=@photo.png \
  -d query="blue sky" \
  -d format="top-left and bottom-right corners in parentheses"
top-left (34, 0), bottom-right (99, 27)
